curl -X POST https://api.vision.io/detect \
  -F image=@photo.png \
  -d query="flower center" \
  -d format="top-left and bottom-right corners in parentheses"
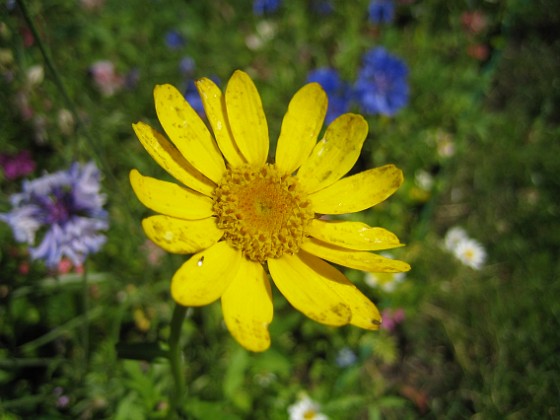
top-left (213, 164), bottom-right (314, 263)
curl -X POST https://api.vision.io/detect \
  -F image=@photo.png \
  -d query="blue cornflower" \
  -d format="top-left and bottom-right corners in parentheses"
top-left (183, 80), bottom-right (205, 117)
top-left (368, 0), bottom-right (395, 24)
top-left (306, 68), bottom-right (352, 124)
top-left (0, 162), bottom-right (108, 268)
top-left (165, 30), bottom-right (185, 50)
top-left (253, 0), bottom-right (281, 15)
top-left (353, 47), bottom-right (409, 117)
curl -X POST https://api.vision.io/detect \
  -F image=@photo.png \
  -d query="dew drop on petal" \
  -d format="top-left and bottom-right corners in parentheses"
top-left (197, 256), bottom-right (204, 267)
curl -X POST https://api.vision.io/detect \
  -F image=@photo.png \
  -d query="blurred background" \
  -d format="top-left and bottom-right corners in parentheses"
top-left (0, 0), bottom-right (559, 418)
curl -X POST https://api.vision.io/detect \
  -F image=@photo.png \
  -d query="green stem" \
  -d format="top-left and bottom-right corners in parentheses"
top-left (81, 265), bottom-right (89, 375)
top-left (168, 304), bottom-right (187, 416)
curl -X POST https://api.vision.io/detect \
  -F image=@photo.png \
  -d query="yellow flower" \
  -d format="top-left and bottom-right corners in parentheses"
top-left (130, 70), bottom-right (410, 352)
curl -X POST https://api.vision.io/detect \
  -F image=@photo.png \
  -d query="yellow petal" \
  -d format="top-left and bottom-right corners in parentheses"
top-left (196, 77), bottom-right (246, 167)
top-left (268, 253), bottom-right (351, 327)
top-left (154, 84), bottom-right (226, 183)
top-left (307, 219), bottom-right (403, 251)
top-left (301, 238), bottom-right (411, 273)
top-left (299, 251), bottom-right (381, 330)
top-left (130, 169), bottom-right (213, 219)
top-left (222, 258), bottom-right (273, 352)
top-left (171, 241), bottom-right (242, 306)
top-left (142, 215), bottom-right (223, 254)
top-left (132, 122), bottom-right (215, 196)
top-left (297, 114), bottom-right (368, 193)
top-left (309, 164), bottom-right (403, 215)
top-left (225, 70), bottom-right (269, 166)
top-left (275, 83), bottom-right (327, 175)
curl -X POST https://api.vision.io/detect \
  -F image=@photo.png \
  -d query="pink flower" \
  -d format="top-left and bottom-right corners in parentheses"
top-left (0, 150), bottom-right (36, 180)
top-left (461, 11), bottom-right (488, 35)
top-left (381, 308), bottom-right (405, 331)
top-left (89, 60), bottom-right (124, 96)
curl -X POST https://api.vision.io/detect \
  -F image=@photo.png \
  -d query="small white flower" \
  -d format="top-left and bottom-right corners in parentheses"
top-left (288, 395), bottom-right (328, 420)
top-left (335, 347), bottom-right (357, 367)
top-left (364, 271), bottom-right (406, 292)
top-left (444, 226), bottom-right (468, 252)
top-left (454, 237), bottom-right (486, 270)
top-left (415, 169), bottom-right (434, 191)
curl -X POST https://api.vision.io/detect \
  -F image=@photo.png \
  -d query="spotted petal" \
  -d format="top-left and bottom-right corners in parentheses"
top-left (142, 215), bottom-right (223, 254)
top-left (222, 258), bottom-right (273, 352)
top-left (301, 238), bottom-right (411, 273)
top-left (307, 219), bottom-right (403, 251)
top-left (196, 77), bottom-right (246, 167)
top-left (297, 114), bottom-right (368, 193)
top-left (309, 164), bottom-right (403, 215)
top-left (298, 251), bottom-right (382, 330)
top-left (129, 169), bottom-right (213, 220)
top-left (132, 122), bottom-right (215, 196)
top-left (154, 84), bottom-right (226, 183)
top-left (171, 241), bottom-right (242, 306)
top-left (276, 83), bottom-right (327, 175)
top-left (225, 70), bottom-right (269, 166)
top-left (268, 253), bottom-right (352, 326)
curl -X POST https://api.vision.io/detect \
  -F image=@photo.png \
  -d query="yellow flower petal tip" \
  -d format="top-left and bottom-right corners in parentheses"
top-left (130, 69), bottom-right (410, 351)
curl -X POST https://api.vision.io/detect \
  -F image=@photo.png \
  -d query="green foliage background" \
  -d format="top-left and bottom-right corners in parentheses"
top-left (1, 0), bottom-right (559, 418)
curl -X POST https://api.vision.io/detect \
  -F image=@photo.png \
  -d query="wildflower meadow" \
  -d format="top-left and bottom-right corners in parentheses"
top-left (1, 0), bottom-right (559, 418)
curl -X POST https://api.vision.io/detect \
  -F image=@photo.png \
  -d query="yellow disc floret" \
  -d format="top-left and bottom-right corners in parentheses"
top-left (213, 164), bottom-right (314, 262)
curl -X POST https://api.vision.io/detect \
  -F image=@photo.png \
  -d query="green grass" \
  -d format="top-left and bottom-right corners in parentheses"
top-left (1, 0), bottom-right (559, 418)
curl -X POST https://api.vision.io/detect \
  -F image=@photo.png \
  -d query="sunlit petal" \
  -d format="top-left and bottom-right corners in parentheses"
top-left (154, 84), bottom-right (226, 183)
top-left (132, 122), bottom-right (215, 196)
top-left (129, 169), bottom-right (213, 219)
top-left (171, 241), bottom-right (242, 306)
top-left (142, 215), bottom-right (223, 254)
top-left (196, 77), bottom-right (246, 167)
top-left (268, 253), bottom-right (351, 326)
top-left (301, 238), bottom-right (411, 273)
top-left (309, 164), bottom-right (403, 214)
top-left (298, 250), bottom-right (382, 330)
top-left (222, 259), bottom-right (273, 352)
top-left (225, 70), bottom-right (269, 165)
top-left (276, 83), bottom-right (327, 175)
top-left (297, 114), bottom-right (368, 193)
top-left (307, 219), bottom-right (403, 251)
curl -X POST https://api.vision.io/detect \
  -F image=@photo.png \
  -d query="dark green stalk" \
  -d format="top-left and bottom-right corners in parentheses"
top-left (16, 0), bottom-right (126, 203)
top-left (168, 303), bottom-right (187, 417)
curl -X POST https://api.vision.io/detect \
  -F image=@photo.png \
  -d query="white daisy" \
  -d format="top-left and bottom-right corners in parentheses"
top-left (444, 226), bottom-right (468, 252)
top-left (364, 271), bottom-right (406, 292)
top-left (288, 395), bottom-right (328, 420)
top-left (454, 237), bottom-right (486, 270)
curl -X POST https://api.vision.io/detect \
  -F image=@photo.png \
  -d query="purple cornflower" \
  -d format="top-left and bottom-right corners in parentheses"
top-left (0, 150), bottom-right (36, 180)
top-left (253, 0), bottom-right (281, 15)
top-left (0, 162), bottom-right (108, 268)
top-left (165, 30), bottom-right (185, 50)
top-left (306, 68), bottom-right (352, 124)
top-left (368, 0), bottom-right (395, 24)
top-left (353, 47), bottom-right (409, 117)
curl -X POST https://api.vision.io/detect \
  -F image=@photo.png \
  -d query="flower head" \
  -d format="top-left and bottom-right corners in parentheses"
top-left (364, 271), bottom-right (406, 292)
top-left (369, 0), bottom-right (395, 24)
top-left (0, 162), bottom-right (108, 268)
top-left (90, 60), bottom-right (124, 96)
top-left (253, 0), bottom-right (282, 15)
top-left (0, 150), bottom-right (36, 180)
top-left (454, 237), bottom-right (486, 270)
top-left (306, 68), bottom-right (352, 124)
top-left (354, 47), bottom-right (409, 116)
top-left (288, 395), bottom-right (328, 420)
top-left (130, 70), bottom-right (409, 351)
